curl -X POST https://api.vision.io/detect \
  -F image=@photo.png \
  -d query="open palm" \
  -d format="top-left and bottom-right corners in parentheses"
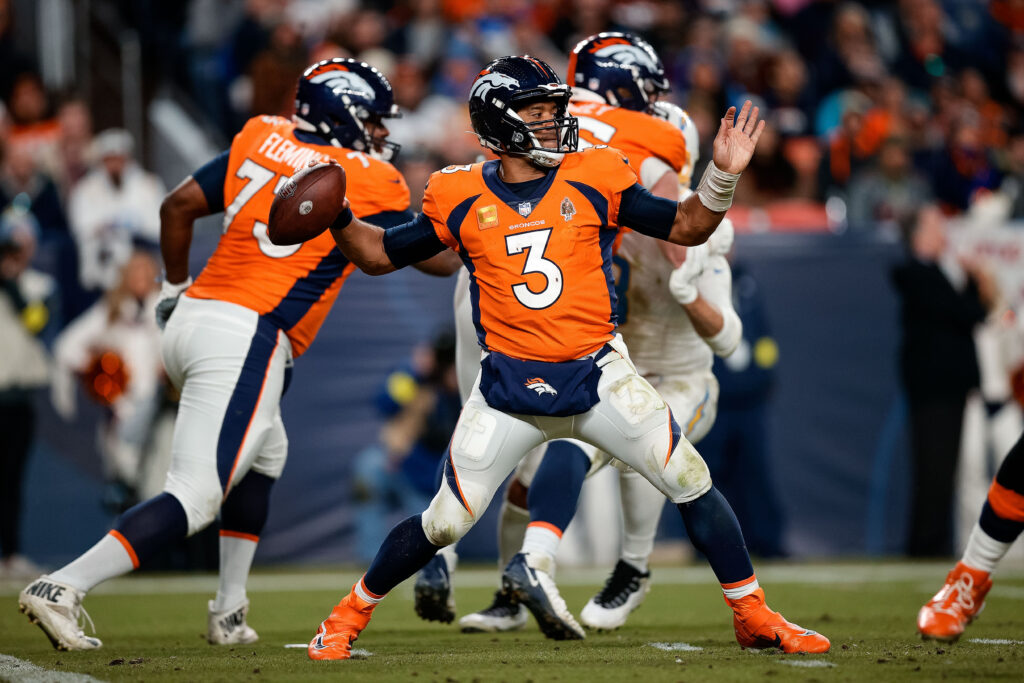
top-left (712, 100), bottom-right (765, 174)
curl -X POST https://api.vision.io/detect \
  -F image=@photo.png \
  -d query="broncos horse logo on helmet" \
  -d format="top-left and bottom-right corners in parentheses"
top-left (468, 55), bottom-right (579, 168)
top-left (568, 32), bottom-right (670, 113)
top-left (294, 58), bottom-right (402, 161)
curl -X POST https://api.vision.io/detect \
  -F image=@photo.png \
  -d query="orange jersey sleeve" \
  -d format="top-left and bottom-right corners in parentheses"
top-left (187, 116), bottom-right (409, 356)
top-left (569, 101), bottom-right (689, 180)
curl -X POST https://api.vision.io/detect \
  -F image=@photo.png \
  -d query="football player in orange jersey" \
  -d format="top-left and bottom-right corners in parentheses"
top-left (448, 33), bottom-right (739, 637)
top-left (17, 58), bottom-right (458, 652)
top-left (305, 55), bottom-right (829, 660)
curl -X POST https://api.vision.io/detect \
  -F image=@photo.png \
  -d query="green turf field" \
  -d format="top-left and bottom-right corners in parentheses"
top-left (1, 562), bottom-right (1022, 682)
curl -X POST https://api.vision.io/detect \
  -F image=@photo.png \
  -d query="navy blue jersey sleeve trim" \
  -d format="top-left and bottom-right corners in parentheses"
top-left (381, 213), bottom-right (446, 268)
top-left (363, 209), bottom-right (416, 229)
top-left (192, 150), bottom-right (230, 212)
top-left (616, 183), bottom-right (676, 240)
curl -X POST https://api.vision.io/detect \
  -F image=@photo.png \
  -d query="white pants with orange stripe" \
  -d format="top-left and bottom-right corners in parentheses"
top-left (419, 335), bottom-right (713, 547)
top-left (160, 296), bottom-right (291, 535)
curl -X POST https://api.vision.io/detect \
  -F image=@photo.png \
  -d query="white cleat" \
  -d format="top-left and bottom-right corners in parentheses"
top-left (459, 590), bottom-right (529, 633)
top-left (579, 560), bottom-right (650, 631)
top-left (18, 575), bottom-right (102, 651)
top-left (208, 598), bottom-right (259, 645)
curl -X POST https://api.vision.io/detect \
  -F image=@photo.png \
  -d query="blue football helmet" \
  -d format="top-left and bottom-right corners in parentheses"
top-left (468, 55), bottom-right (579, 168)
top-left (294, 58), bottom-right (401, 161)
top-left (568, 33), bottom-right (669, 113)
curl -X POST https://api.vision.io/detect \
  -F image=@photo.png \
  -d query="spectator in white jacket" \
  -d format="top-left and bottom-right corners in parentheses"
top-left (67, 129), bottom-right (164, 294)
top-left (51, 250), bottom-right (167, 507)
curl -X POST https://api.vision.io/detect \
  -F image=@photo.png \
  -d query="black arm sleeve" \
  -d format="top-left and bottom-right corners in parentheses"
top-left (615, 183), bottom-right (677, 240)
top-left (192, 150), bottom-right (230, 212)
top-left (363, 209), bottom-right (416, 229)
top-left (381, 213), bottom-right (447, 269)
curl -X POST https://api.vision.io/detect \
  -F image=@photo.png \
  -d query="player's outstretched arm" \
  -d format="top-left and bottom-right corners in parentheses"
top-left (412, 249), bottom-right (462, 277)
top-left (667, 101), bottom-right (764, 246)
top-left (329, 202), bottom-right (398, 275)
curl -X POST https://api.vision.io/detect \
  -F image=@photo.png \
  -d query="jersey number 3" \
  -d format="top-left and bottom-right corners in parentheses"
top-left (505, 229), bottom-right (563, 309)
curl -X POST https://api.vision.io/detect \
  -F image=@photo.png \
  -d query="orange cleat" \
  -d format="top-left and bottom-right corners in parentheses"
top-left (917, 562), bottom-right (992, 642)
top-left (725, 588), bottom-right (831, 654)
top-left (308, 590), bottom-right (377, 661)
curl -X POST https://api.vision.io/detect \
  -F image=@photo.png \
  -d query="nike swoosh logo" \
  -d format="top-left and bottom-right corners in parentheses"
top-left (772, 634), bottom-right (782, 648)
top-left (525, 566), bottom-right (541, 588)
top-left (713, 268), bottom-right (724, 273)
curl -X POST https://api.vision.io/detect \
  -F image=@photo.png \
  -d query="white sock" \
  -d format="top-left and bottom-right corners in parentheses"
top-left (354, 576), bottom-right (385, 604)
top-left (522, 522), bottom-right (561, 572)
top-left (49, 532), bottom-right (135, 593)
top-left (619, 469), bottom-right (665, 574)
top-left (439, 544), bottom-right (459, 573)
top-left (962, 522), bottom-right (1012, 574)
top-left (498, 499), bottom-right (530, 569)
top-left (722, 575), bottom-right (760, 600)
top-left (213, 532), bottom-right (258, 611)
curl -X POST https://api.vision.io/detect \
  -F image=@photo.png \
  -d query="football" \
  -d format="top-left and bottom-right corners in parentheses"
top-left (268, 162), bottom-right (347, 245)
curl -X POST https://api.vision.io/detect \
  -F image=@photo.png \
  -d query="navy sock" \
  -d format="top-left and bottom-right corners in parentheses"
top-left (113, 492), bottom-right (189, 567)
top-left (528, 441), bottom-right (590, 531)
top-left (221, 472), bottom-right (275, 536)
top-left (363, 514), bottom-right (441, 596)
top-left (677, 487), bottom-right (754, 584)
top-left (979, 500), bottom-right (1024, 543)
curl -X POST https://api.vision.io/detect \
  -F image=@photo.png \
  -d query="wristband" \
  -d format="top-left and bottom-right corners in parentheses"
top-left (331, 207), bottom-right (354, 231)
top-left (695, 161), bottom-right (740, 213)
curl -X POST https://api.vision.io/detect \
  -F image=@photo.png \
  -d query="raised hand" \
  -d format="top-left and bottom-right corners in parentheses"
top-left (712, 101), bottom-right (765, 175)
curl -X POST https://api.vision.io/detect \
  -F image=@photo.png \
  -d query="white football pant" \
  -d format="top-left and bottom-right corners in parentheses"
top-left (160, 296), bottom-right (290, 534)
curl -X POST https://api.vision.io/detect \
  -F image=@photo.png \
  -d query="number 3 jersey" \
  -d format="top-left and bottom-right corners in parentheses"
top-left (187, 115), bottom-right (410, 356)
top-left (423, 146), bottom-right (638, 363)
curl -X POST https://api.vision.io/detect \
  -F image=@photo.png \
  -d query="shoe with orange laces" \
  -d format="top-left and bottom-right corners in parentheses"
top-left (725, 588), bottom-right (831, 654)
top-left (308, 591), bottom-right (377, 661)
top-left (917, 562), bottom-right (992, 642)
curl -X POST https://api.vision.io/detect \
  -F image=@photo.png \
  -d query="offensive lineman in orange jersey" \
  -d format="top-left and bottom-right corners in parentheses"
top-left (306, 55), bottom-right (829, 659)
top-left (16, 58), bottom-right (458, 652)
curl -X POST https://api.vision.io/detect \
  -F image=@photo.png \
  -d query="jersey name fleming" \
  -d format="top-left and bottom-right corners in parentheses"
top-left (257, 132), bottom-right (329, 173)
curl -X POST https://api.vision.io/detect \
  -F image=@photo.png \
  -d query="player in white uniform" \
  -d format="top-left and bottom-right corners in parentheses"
top-left (414, 35), bottom-right (743, 638)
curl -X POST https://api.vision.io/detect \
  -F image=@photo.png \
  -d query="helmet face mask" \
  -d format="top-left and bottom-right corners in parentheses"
top-left (568, 32), bottom-right (669, 113)
top-left (469, 56), bottom-right (579, 168)
top-left (294, 58), bottom-right (402, 162)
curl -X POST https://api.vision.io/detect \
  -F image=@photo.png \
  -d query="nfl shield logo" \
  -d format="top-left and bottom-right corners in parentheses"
top-left (517, 201), bottom-right (532, 217)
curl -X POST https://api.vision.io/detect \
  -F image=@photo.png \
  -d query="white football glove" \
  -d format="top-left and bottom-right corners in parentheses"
top-left (669, 243), bottom-right (708, 305)
top-left (707, 216), bottom-right (735, 257)
top-left (155, 277), bottom-right (192, 330)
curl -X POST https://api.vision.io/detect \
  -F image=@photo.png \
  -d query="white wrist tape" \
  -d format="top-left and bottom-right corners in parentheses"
top-left (695, 161), bottom-right (740, 213)
top-left (160, 277), bottom-right (192, 299)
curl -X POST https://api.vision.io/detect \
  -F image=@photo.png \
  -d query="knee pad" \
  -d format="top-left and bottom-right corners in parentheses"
top-left (661, 439), bottom-right (713, 504)
top-left (421, 485), bottom-right (477, 547)
top-left (163, 472), bottom-right (222, 536)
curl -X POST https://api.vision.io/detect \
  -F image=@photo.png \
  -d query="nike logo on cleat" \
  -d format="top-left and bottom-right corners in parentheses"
top-left (26, 581), bottom-right (65, 603)
top-left (772, 634), bottom-right (782, 648)
top-left (800, 630), bottom-right (818, 636)
top-left (219, 608), bottom-right (246, 633)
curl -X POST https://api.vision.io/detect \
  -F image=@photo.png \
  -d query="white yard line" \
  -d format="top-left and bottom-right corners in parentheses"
top-left (0, 654), bottom-right (106, 683)
top-left (1, 562), bottom-right (1022, 597)
top-left (968, 638), bottom-right (1024, 645)
top-left (646, 642), bottom-right (703, 652)
top-left (779, 659), bottom-right (836, 668)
